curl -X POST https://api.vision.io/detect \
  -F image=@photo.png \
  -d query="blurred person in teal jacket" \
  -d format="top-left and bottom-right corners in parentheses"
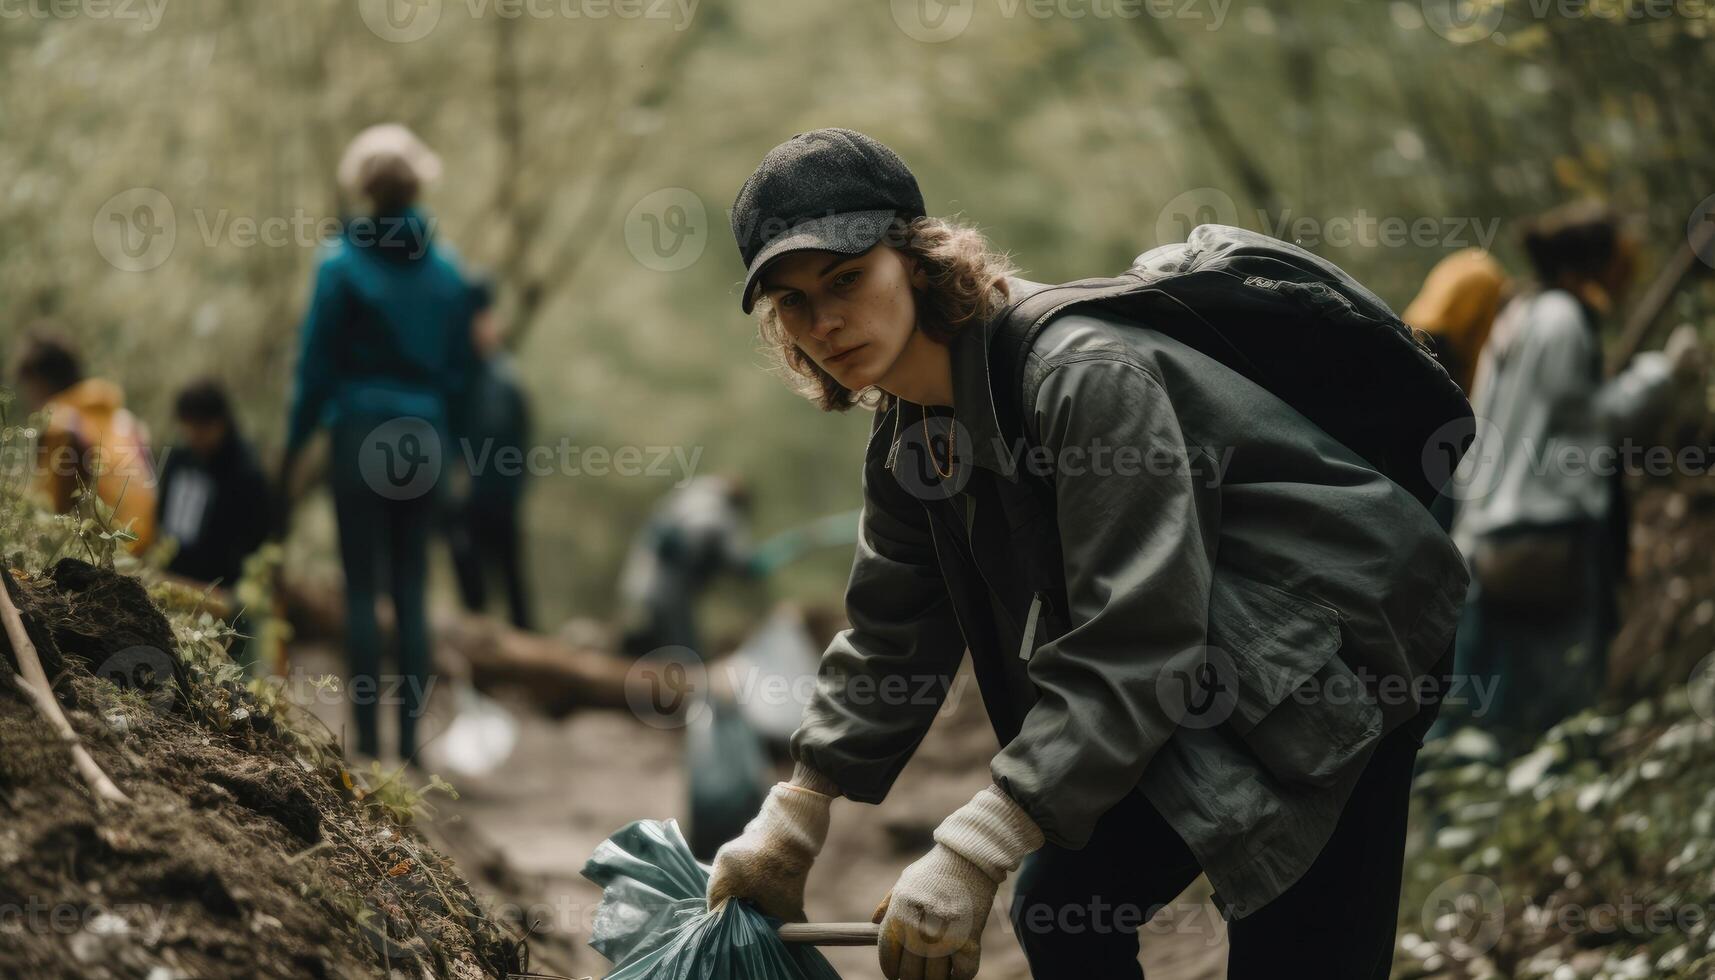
top-left (282, 123), bottom-right (481, 763)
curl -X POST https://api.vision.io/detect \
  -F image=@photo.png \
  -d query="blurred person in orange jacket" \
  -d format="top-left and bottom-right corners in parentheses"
top-left (14, 330), bottom-right (156, 552)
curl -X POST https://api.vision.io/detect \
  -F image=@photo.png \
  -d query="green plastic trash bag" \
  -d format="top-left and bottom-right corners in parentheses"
top-left (581, 818), bottom-right (842, 979)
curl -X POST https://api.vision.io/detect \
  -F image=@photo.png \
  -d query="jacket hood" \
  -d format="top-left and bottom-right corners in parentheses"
top-left (342, 206), bottom-right (436, 262)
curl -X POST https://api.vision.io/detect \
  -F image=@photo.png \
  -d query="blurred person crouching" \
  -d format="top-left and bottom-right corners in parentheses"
top-left (617, 475), bottom-right (765, 660)
top-left (157, 378), bottom-right (271, 671)
top-left (14, 330), bottom-right (156, 553)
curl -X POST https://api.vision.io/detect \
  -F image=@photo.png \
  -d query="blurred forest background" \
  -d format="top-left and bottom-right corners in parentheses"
top-left (3, 0), bottom-right (1713, 636)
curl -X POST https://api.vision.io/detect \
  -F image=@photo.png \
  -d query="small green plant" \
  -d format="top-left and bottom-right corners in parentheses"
top-left (350, 761), bottom-right (461, 826)
top-left (54, 482), bottom-right (138, 566)
top-left (234, 542), bottom-right (292, 676)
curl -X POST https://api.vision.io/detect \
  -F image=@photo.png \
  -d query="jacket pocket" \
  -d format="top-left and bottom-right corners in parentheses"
top-left (1240, 653), bottom-right (1384, 787)
top-left (1206, 570), bottom-right (1383, 787)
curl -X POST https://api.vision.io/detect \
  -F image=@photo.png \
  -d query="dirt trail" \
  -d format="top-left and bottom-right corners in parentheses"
top-left (290, 639), bottom-right (1229, 979)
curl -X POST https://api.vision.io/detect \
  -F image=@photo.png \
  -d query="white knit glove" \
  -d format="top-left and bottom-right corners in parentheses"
top-left (871, 784), bottom-right (1044, 980)
top-left (1665, 323), bottom-right (1707, 384)
top-left (705, 762), bottom-right (838, 922)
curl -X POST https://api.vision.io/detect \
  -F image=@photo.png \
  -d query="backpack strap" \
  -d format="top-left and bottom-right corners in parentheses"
top-left (989, 277), bottom-right (1135, 454)
top-left (988, 274), bottom-right (1266, 455)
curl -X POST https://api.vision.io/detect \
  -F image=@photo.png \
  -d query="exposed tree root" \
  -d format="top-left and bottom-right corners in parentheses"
top-left (0, 564), bottom-right (131, 806)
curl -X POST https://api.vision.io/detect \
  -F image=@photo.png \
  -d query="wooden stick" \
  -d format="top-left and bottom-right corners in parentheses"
top-left (776, 922), bottom-right (881, 946)
top-left (0, 568), bottom-right (131, 806)
top-left (1610, 219), bottom-right (1715, 374)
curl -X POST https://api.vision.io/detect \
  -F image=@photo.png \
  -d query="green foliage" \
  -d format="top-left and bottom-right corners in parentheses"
top-left (3, 0), bottom-right (1712, 628)
top-left (1402, 694), bottom-right (1715, 978)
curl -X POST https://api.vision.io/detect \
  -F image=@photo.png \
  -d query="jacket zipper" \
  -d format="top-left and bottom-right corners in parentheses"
top-left (1018, 591), bottom-right (1046, 661)
top-left (939, 498), bottom-right (1052, 664)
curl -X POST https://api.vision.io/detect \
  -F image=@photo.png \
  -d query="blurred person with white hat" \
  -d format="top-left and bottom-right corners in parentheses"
top-left (281, 122), bottom-right (484, 765)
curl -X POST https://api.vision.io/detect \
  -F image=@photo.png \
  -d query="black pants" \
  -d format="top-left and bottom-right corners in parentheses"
top-left (449, 496), bottom-right (531, 631)
top-left (330, 423), bottom-right (437, 761)
top-left (1009, 646), bottom-right (1453, 979)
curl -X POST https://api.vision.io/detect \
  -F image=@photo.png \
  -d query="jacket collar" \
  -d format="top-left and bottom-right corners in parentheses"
top-left (884, 313), bottom-right (1022, 485)
top-left (343, 206), bottom-right (435, 262)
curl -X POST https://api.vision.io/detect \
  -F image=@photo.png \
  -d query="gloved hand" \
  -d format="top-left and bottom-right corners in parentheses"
top-left (1665, 323), bottom-right (1706, 384)
top-left (705, 762), bottom-right (838, 922)
top-left (871, 784), bottom-right (1044, 980)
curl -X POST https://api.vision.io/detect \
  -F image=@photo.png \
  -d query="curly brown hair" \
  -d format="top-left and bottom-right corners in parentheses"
top-left (752, 215), bottom-right (1018, 412)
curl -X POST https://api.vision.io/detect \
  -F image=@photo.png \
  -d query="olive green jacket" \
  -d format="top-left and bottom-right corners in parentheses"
top-left (790, 283), bottom-right (1467, 918)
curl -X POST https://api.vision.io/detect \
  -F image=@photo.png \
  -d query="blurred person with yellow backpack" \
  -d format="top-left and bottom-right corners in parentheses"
top-left (1402, 248), bottom-right (1511, 529)
top-left (1401, 247), bottom-right (1511, 398)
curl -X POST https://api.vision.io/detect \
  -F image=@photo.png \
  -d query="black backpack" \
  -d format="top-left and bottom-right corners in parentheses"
top-left (988, 224), bottom-right (1473, 507)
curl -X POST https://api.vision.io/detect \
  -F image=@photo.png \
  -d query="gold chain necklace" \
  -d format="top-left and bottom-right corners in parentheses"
top-left (923, 409), bottom-right (957, 479)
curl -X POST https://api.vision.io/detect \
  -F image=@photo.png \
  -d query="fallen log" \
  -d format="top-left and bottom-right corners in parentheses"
top-left (279, 575), bottom-right (848, 721)
top-left (435, 612), bottom-right (632, 717)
